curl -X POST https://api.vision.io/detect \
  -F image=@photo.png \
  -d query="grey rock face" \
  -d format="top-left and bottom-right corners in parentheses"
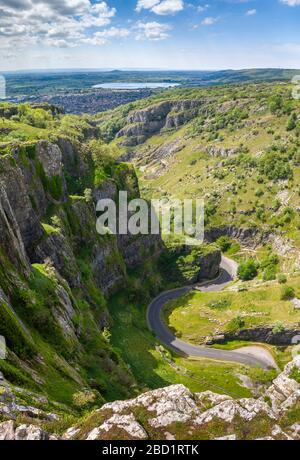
top-left (204, 225), bottom-right (266, 249)
top-left (36, 141), bottom-right (63, 178)
top-left (0, 183), bottom-right (30, 275)
top-left (0, 421), bottom-right (15, 440)
top-left (214, 326), bottom-right (300, 346)
top-left (117, 100), bottom-right (202, 144)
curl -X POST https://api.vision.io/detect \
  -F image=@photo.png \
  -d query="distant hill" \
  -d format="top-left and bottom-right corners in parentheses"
top-left (3, 68), bottom-right (300, 98)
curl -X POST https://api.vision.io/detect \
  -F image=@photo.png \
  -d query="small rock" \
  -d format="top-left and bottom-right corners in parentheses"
top-left (15, 424), bottom-right (51, 441)
top-left (271, 425), bottom-right (293, 440)
top-left (291, 298), bottom-right (300, 310)
top-left (0, 421), bottom-right (15, 440)
top-left (98, 414), bottom-right (148, 440)
top-left (215, 435), bottom-right (236, 441)
top-left (63, 426), bottom-right (80, 440)
top-left (165, 432), bottom-right (176, 441)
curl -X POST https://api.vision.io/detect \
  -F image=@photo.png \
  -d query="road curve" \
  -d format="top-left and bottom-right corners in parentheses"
top-left (147, 257), bottom-right (274, 370)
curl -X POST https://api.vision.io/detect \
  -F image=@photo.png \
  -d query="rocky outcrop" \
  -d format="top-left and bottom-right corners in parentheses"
top-left (216, 326), bottom-right (300, 346)
top-left (1, 354), bottom-right (300, 441)
top-left (120, 138), bottom-right (185, 177)
top-left (206, 146), bottom-right (239, 157)
top-left (266, 358), bottom-right (300, 413)
top-left (0, 421), bottom-right (56, 441)
top-left (0, 183), bottom-right (30, 276)
top-left (65, 356), bottom-right (300, 441)
top-left (204, 225), bottom-right (268, 249)
top-left (117, 100), bottom-right (201, 145)
top-left (196, 248), bottom-right (221, 281)
top-left (0, 383), bottom-right (58, 424)
top-left (0, 138), bottom-right (162, 296)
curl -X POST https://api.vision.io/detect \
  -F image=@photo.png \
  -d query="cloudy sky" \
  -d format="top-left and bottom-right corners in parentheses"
top-left (1, 0), bottom-right (300, 71)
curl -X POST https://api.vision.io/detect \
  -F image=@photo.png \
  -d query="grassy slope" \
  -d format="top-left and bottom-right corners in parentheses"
top-left (103, 84), bottom-right (300, 264)
top-left (164, 276), bottom-right (300, 344)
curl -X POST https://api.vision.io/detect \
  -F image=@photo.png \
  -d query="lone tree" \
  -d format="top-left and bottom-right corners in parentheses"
top-left (238, 259), bottom-right (258, 281)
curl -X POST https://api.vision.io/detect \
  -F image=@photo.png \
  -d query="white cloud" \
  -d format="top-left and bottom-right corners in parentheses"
top-left (246, 9), bottom-right (257, 16)
top-left (280, 0), bottom-right (300, 5)
top-left (135, 21), bottom-right (171, 40)
top-left (136, 0), bottom-right (184, 15)
top-left (201, 16), bottom-right (219, 26)
top-left (83, 27), bottom-right (130, 46)
top-left (0, 1), bottom-right (118, 49)
top-left (197, 4), bottom-right (210, 13)
top-left (135, 0), bottom-right (159, 12)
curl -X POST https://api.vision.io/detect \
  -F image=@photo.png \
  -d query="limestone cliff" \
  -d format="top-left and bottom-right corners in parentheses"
top-left (116, 100), bottom-right (201, 146)
top-left (0, 136), bottom-right (162, 407)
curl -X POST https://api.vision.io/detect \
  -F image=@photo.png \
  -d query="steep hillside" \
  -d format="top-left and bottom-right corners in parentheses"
top-left (94, 82), bottom-right (300, 396)
top-left (97, 82), bottom-right (300, 272)
top-left (0, 134), bottom-right (161, 405)
top-left (0, 102), bottom-right (226, 434)
top-left (1, 83), bottom-right (300, 440)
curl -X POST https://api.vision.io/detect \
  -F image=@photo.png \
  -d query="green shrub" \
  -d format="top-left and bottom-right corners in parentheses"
top-left (238, 259), bottom-right (258, 281)
top-left (208, 298), bottom-right (231, 310)
top-left (272, 321), bottom-right (285, 334)
top-left (278, 274), bottom-right (287, 284)
top-left (280, 285), bottom-right (295, 300)
top-left (72, 390), bottom-right (103, 409)
top-left (48, 175), bottom-right (63, 200)
top-left (286, 114), bottom-right (297, 131)
top-left (0, 301), bottom-right (36, 358)
top-left (259, 150), bottom-right (292, 181)
top-left (227, 315), bottom-right (245, 332)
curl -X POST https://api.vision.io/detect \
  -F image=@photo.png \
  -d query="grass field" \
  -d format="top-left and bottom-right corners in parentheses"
top-left (163, 275), bottom-right (300, 346)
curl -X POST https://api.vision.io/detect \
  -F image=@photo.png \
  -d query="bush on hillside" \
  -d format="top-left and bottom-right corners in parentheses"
top-left (238, 259), bottom-right (258, 281)
top-left (278, 274), bottom-right (287, 284)
top-left (280, 285), bottom-right (295, 300)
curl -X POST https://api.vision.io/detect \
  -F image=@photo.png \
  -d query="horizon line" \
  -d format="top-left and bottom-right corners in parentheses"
top-left (1, 66), bottom-right (300, 74)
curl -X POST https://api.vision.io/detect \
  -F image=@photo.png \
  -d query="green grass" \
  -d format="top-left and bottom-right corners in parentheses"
top-left (0, 118), bottom-right (51, 142)
top-left (107, 292), bottom-right (270, 399)
top-left (41, 223), bottom-right (60, 235)
top-left (163, 276), bottom-right (300, 345)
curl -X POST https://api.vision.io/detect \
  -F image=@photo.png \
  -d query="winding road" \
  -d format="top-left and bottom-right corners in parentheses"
top-left (147, 256), bottom-right (276, 370)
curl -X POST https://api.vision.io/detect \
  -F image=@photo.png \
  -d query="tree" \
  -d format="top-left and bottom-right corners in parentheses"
top-left (238, 259), bottom-right (258, 281)
top-left (269, 95), bottom-right (283, 114)
top-left (286, 113), bottom-right (297, 132)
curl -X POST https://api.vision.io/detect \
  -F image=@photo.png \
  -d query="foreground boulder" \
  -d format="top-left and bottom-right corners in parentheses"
top-left (64, 356), bottom-right (300, 441)
top-left (0, 421), bottom-right (56, 441)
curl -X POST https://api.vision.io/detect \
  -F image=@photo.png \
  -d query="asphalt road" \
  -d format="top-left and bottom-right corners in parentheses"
top-left (147, 257), bottom-right (274, 370)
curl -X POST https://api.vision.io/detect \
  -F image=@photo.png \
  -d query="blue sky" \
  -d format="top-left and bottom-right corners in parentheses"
top-left (1, 0), bottom-right (300, 70)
